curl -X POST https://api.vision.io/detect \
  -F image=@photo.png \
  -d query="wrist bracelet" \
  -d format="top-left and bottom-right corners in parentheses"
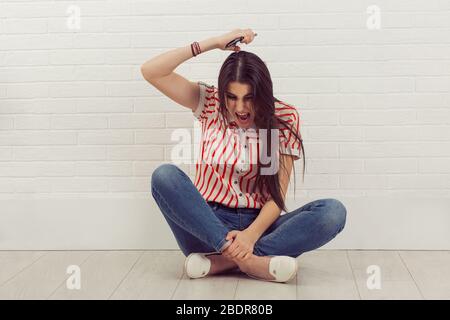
top-left (191, 41), bottom-right (202, 57)
top-left (190, 43), bottom-right (196, 57)
top-left (194, 41), bottom-right (201, 56)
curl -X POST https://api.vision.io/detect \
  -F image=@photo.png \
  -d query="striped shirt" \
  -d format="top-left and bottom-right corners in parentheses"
top-left (192, 81), bottom-right (302, 209)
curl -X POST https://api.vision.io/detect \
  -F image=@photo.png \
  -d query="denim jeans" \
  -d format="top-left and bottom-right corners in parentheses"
top-left (151, 163), bottom-right (347, 258)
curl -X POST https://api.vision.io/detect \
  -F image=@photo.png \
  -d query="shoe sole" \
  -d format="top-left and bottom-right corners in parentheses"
top-left (245, 258), bottom-right (299, 283)
top-left (184, 252), bottom-right (216, 279)
top-left (184, 253), bottom-right (197, 279)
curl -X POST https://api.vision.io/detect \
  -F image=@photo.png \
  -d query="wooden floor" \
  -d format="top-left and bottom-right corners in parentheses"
top-left (0, 250), bottom-right (448, 300)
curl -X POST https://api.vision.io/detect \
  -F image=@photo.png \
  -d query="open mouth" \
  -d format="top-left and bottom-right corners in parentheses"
top-left (235, 112), bottom-right (251, 122)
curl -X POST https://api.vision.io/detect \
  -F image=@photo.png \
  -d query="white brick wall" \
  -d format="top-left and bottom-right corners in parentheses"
top-left (0, 0), bottom-right (449, 249)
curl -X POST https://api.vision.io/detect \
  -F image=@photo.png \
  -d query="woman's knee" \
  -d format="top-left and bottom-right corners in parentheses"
top-left (320, 198), bottom-right (347, 233)
top-left (151, 163), bottom-right (180, 191)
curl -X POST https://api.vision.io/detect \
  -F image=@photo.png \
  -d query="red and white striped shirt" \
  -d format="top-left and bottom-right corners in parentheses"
top-left (192, 81), bottom-right (302, 209)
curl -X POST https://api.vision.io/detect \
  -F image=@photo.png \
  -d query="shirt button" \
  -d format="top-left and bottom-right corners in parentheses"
top-left (239, 193), bottom-right (243, 197)
top-left (244, 145), bottom-right (247, 148)
top-left (236, 170), bottom-right (239, 174)
top-left (234, 181), bottom-right (237, 184)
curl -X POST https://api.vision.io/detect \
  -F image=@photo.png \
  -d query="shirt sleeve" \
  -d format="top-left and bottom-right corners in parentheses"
top-left (192, 81), bottom-right (218, 125)
top-left (278, 107), bottom-right (302, 161)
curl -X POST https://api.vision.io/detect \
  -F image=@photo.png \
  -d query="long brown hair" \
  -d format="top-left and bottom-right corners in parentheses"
top-left (217, 50), bottom-right (305, 212)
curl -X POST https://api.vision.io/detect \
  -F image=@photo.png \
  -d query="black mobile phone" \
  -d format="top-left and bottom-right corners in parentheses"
top-left (225, 33), bottom-right (257, 48)
top-left (225, 36), bottom-right (244, 48)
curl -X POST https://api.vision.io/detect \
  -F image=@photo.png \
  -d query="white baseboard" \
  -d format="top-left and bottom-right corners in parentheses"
top-left (1, 196), bottom-right (449, 250)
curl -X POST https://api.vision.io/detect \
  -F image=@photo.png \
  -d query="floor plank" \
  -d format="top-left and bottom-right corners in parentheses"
top-left (110, 251), bottom-right (184, 300)
top-left (235, 275), bottom-right (297, 300)
top-left (49, 251), bottom-right (143, 300)
top-left (235, 258), bottom-right (297, 300)
top-left (296, 250), bottom-right (360, 300)
top-left (0, 251), bottom-right (90, 300)
top-left (0, 250), bottom-right (447, 300)
top-left (173, 271), bottom-right (240, 300)
top-left (399, 251), bottom-right (450, 299)
top-left (0, 251), bottom-right (46, 286)
top-left (347, 250), bottom-right (423, 300)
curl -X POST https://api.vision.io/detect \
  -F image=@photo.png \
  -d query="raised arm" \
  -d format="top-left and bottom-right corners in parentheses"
top-left (140, 37), bottom-right (219, 111)
top-left (140, 29), bottom-right (257, 111)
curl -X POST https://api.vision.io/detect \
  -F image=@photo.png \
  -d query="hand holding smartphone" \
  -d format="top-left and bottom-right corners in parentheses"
top-left (225, 33), bottom-right (258, 48)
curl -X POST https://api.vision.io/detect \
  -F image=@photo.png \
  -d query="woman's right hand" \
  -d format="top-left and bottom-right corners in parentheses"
top-left (215, 28), bottom-right (257, 52)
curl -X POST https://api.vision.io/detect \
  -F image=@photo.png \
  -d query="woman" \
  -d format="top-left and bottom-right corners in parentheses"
top-left (141, 28), bottom-right (347, 283)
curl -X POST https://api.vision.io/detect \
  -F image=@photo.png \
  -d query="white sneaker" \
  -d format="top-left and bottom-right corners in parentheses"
top-left (184, 240), bottom-right (234, 279)
top-left (184, 253), bottom-right (212, 279)
top-left (245, 256), bottom-right (298, 283)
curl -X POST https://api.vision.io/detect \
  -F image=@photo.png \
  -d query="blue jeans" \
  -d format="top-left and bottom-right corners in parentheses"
top-left (151, 163), bottom-right (347, 258)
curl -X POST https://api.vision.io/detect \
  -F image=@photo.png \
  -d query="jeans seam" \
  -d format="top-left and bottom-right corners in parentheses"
top-left (253, 244), bottom-right (263, 256)
top-left (152, 186), bottom-right (226, 253)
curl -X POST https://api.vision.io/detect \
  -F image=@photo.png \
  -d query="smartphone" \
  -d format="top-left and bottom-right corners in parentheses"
top-left (225, 36), bottom-right (243, 48)
top-left (225, 33), bottom-right (258, 48)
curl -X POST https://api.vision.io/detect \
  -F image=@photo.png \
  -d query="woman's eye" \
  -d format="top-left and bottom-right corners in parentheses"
top-left (227, 96), bottom-right (252, 100)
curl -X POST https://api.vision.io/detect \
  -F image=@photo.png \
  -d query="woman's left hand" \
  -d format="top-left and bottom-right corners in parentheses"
top-left (222, 230), bottom-right (258, 261)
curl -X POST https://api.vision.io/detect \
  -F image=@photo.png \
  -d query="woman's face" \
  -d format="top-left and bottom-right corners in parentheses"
top-left (225, 82), bottom-right (255, 129)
